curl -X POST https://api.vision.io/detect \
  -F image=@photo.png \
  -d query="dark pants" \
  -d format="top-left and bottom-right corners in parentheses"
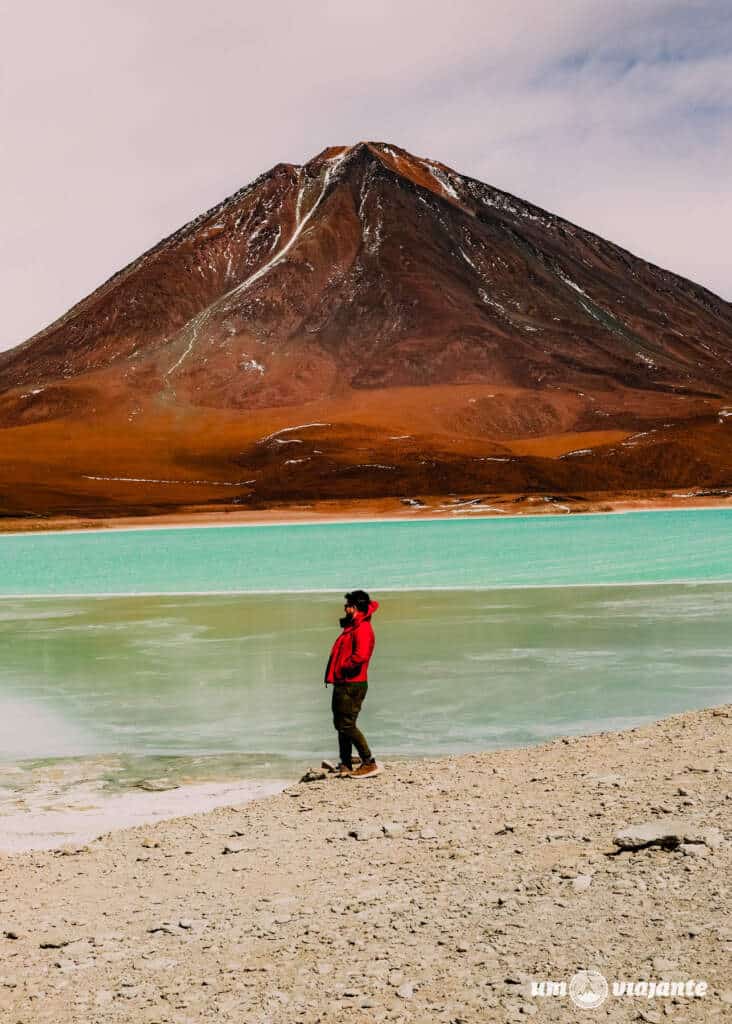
top-left (331, 682), bottom-right (373, 768)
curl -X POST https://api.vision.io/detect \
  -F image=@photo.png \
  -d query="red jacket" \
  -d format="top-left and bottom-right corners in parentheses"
top-left (325, 600), bottom-right (379, 684)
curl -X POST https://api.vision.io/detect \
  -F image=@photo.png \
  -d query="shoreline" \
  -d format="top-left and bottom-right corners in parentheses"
top-left (0, 696), bottom-right (725, 856)
top-left (2, 577), bottom-right (732, 601)
top-left (1, 492), bottom-right (730, 536)
top-left (1, 702), bottom-right (729, 1021)
top-left (1, 701), bottom-right (729, 859)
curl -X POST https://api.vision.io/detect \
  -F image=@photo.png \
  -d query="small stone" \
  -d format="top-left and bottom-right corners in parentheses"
top-left (348, 825), bottom-right (382, 842)
top-left (142, 957), bottom-right (178, 970)
top-left (638, 1011), bottom-right (662, 1024)
top-left (3, 930), bottom-right (19, 940)
top-left (147, 922), bottom-right (177, 936)
top-left (178, 919), bottom-right (194, 929)
top-left (300, 769), bottom-right (327, 783)
top-left (456, 942), bottom-right (469, 953)
top-left (39, 933), bottom-right (71, 949)
top-left (136, 778), bottom-right (179, 792)
top-left (572, 873), bottom-right (593, 892)
top-left (684, 826), bottom-right (724, 849)
top-left (613, 819), bottom-right (686, 850)
top-left (222, 841), bottom-right (249, 855)
top-left (382, 822), bottom-right (405, 838)
top-left (141, 837), bottom-right (160, 849)
top-left (90, 931), bottom-right (124, 946)
top-left (54, 958), bottom-right (78, 972)
top-left (652, 957), bottom-right (676, 973)
top-left (419, 827), bottom-right (438, 840)
top-left (718, 990), bottom-right (732, 1005)
top-left (591, 773), bottom-right (625, 786)
top-left (396, 982), bottom-right (414, 1000)
top-left (679, 843), bottom-right (709, 858)
top-left (388, 970), bottom-right (404, 987)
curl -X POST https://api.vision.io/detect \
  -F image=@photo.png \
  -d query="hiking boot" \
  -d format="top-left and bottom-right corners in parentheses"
top-left (335, 763), bottom-right (354, 777)
top-left (350, 761), bottom-right (382, 778)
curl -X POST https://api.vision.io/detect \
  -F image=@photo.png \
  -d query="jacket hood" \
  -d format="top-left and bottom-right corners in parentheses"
top-left (347, 600), bottom-right (379, 627)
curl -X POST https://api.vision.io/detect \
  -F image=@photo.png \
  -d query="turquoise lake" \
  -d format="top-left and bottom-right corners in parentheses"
top-left (1, 508), bottom-right (731, 595)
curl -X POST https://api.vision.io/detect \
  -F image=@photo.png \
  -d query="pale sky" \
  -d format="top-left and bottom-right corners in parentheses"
top-left (1, 0), bottom-right (730, 351)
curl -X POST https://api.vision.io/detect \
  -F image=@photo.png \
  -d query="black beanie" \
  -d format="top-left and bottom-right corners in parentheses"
top-left (345, 590), bottom-right (370, 613)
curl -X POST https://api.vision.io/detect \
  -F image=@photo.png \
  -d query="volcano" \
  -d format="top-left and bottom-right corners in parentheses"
top-left (1, 141), bottom-right (731, 520)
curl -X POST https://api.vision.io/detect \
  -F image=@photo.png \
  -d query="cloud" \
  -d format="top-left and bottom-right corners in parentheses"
top-left (0, 0), bottom-right (730, 350)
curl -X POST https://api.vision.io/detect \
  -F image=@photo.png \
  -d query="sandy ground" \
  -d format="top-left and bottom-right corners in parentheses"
top-left (0, 704), bottom-right (729, 1023)
top-left (0, 491), bottom-right (730, 534)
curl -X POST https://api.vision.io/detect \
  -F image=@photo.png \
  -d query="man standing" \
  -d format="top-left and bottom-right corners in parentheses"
top-left (324, 590), bottom-right (381, 778)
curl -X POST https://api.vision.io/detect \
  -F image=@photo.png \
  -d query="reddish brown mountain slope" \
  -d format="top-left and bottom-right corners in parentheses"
top-left (1, 142), bottom-right (731, 518)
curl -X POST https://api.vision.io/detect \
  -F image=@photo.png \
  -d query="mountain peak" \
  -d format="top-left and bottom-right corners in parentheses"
top-left (303, 141), bottom-right (468, 209)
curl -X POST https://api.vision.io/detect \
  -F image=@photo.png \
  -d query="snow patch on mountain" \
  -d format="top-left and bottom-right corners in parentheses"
top-left (426, 162), bottom-right (459, 201)
top-left (258, 423), bottom-right (330, 444)
top-left (556, 270), bottom-right (589, 297)
top-left (223, 153), bottom-right (345, 307)
top-left (168, 308), bottom-right (210, 376)
top-left (636, 352), bottom-right (656, 369)
top-left (82, 475), bottom-right (254, 487)
top-left (241, 359), bottom-right (265, 375)
top-left (459, 248), bottom-right (478, 272)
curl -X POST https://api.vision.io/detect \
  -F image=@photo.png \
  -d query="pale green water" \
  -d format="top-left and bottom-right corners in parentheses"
top-left (1, 508), bottom-right (731, 594)
top-left (1, 586), bottom-right (730, 796)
